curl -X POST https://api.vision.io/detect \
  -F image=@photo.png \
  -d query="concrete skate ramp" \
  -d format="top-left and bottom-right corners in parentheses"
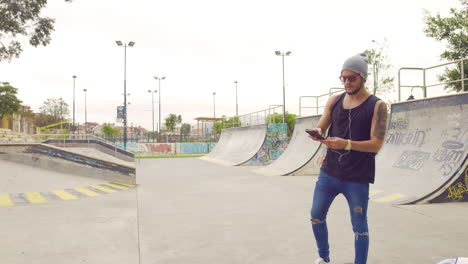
top-left (254, 115), bottom-right (323, 176)
top-left (240, 123), bottom-right (288, 166)
top-left (43, 139), bottom-right (135, 162)
top-left (373, 93), bottom-right (468, 204)
top-left (201, 125), bottom-right (267, 166)
top-left (0, 143), bottom-right (136, 184)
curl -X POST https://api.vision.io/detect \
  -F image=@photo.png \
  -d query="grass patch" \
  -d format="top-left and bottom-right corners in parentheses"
top-left (136, 154), bottom-right (205, 159)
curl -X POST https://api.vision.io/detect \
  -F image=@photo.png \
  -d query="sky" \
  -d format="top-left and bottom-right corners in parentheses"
top-left (0, 0), bottom-right (463, 131)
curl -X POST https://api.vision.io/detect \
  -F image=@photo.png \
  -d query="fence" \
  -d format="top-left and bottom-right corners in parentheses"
top-left (398, 57), bottom-right (467, 101)
top-left (298, 88), bottom-right (344, 116)
top-left (228, 105), bottom-right (284, 127)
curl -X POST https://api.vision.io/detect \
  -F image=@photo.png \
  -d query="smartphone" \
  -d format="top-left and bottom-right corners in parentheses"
top-left (305, 130), bottom-right (325, 140)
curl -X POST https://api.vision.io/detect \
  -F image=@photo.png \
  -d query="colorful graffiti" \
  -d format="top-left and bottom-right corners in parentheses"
top-left (145, 143), bottom-right (172, 154)
top-left (244, 123), bottom-right (288, 165)
top-left (115, 142), bottom-right (217, 155)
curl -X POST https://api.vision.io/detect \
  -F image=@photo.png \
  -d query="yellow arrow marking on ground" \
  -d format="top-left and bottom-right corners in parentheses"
top-left (91, 185), bottom-right (117, 193)
top-left (25, 192), bottom-right (48, 204)
top-left (74, 187), bottom-right (100, 197)
top-left (52, 190), bottom-right (78, 200)
top-left (0, 194), bottom-right (13, 206)
top-left (105, 183), bottom-right (129, 190)
top-left (373, 193), bottom-right (406, 202)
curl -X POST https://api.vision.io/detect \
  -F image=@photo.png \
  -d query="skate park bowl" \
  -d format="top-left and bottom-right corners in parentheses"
top-left (254, 115), bottom-right (324, 176)
top-left (373, 92), bottom-right (468, 204)
top-left (201, 124), bottom-right (267, 166)
top-left (0, 143), bottom-right (136, 184)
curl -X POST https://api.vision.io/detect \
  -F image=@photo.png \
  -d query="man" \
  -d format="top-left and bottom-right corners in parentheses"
top-left (307, 53), bottom-right (388, 264)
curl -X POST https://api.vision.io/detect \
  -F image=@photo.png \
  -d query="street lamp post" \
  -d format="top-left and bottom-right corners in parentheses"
top-left (154, 76), bottom-right (166, 135)
top-left (116, 40), bottom-right (135, 150)
top-left (275, 50), bottom-right (291, 124)
top-left (72, 75), bottom-right (77, 133)
top-left (83, 89), bottom-right (87, 135)
top-left (148, 89), bottom-right (157, 142)
top-left (234, 80), bottom-right (238, 117)
top-left (213, 92), bottom-right (216, 140)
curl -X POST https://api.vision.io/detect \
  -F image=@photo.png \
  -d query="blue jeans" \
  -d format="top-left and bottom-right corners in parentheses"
top-left (311, 170), bottom-right (370, 264)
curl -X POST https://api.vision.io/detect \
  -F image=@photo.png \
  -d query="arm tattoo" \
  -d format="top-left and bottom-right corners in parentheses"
top-left (374, 102), bottom-right (388, 140)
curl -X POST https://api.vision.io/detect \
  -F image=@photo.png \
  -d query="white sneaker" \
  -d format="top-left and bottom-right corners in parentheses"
top-left (314, 258), bottom-right (330, 264)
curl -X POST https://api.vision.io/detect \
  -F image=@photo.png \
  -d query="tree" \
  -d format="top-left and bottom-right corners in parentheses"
top-left (0, 82), bottom-right (21, 121)
top-left (423, 0), bottom-right (468, 92)
top-left (39, 97), bottom-right (69, 121)
top-left (34, 113), bottom-right (57, 127)
top-left (363, 39), bottom-right (395, 97)
top-left (0, 0), bottom-right (73, 61)
top-left (266, 112), bottom-right (297, 137)
top-left (146, 131), bottom-right (159, 142)
top-left (164, 114), bottom-right (182, 132)
top-left (102, 124), bottom-right (120, 137)
top-left (213, 115), bottom-right (242, 135)
top-left (180, 123), bottom-right (191, 141)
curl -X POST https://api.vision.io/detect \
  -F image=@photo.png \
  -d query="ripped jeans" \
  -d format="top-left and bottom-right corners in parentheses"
top-left (311, 170), bottom-right (369, 264)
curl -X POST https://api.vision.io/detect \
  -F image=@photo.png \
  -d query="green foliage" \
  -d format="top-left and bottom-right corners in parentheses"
top-left (423, 0), bottom-right (468, 92)
top-left (164, 114), bottom-right (182, 132)
top-left (180, 123), bottom-right (191, 140)
top-left (0, 0), bottom-right (73, 61)
top-left (146, 131), bottom-right (159, 142)
top-left (265, 112), bottom-right (296, 137)
top-left (213, 116), bottom-right (241, 135)
top-left (363, 39), bottom-right (395, 97)
top-left (39, 97), bottom-right (69, 120)
top-left (102, 124), bottom-right (120, 137)
top-left (34, 113), bottom-right (58, 127)
top-left (0, 82), bottom-right (21, 120)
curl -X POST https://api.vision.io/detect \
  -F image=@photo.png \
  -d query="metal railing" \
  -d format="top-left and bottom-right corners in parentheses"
top-left (28, 133), bottom-right (129, 157)
top-left (398, 57), bottom-right (467, 101)
top-left (299, 87), bottom-right (344, 116)
top-left (217, 105), bottom-right (284, 129)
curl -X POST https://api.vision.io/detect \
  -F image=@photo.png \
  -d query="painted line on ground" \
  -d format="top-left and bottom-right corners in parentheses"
top-left (0, 182), bottom-right (136, 207)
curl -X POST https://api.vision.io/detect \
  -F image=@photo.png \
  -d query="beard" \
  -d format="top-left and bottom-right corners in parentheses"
top-left (346, 80), bottom-right (365, 95)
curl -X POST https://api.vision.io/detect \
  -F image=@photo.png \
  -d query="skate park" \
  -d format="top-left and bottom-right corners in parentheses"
top-left (1, 0), bottom-right (467, 261)
top-left (1, 73), bottom-right (468, 263)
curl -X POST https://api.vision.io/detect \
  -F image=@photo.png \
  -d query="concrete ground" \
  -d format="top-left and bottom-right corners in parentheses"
top-left (1, 157), bottom-right (467, 264)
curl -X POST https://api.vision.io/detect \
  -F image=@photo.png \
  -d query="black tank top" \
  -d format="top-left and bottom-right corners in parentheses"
top-left (321, 92), bottom-right (380, 183)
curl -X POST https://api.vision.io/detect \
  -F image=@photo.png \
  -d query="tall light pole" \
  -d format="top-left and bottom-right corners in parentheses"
top-left (213, 92), bottom-right (216, 140)
top-left (275, 50), bottom-right (291, 124)
top-left (154, 76), bottom-right (166, 134)
top-left (116, 40), bottom-right (135, 150)
top-left (72, 75), bottom-right (77, 133)
top-left (148, 89), bottom-right (157, 142)
top-left (234, 80), bottom-right (238, 117)
top-left (83, 88), bottom-right (87, 135)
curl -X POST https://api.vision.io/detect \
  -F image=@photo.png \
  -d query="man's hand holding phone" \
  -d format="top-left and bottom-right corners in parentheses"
top-left (306, 129), bottom-right (325, 141)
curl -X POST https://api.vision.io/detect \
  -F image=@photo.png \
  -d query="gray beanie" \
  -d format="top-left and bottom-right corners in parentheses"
top-left (342, 53), bottom-right (368, 80)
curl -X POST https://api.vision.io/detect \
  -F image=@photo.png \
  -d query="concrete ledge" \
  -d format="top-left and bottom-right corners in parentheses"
top-left (0, 143), bottom-right (136, 184)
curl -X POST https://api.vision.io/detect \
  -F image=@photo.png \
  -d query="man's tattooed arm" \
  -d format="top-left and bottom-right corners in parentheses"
top-left (373, 102), bottom-right (388, 140)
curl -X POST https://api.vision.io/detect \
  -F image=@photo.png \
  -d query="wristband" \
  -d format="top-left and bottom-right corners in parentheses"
top-left (344, 139), bottom-right (352, 151)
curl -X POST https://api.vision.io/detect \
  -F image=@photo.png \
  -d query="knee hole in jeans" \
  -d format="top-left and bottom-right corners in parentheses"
top-left (311, 219), bottom-right (324, 224)
top-left (354, 207), bottom-right (363, 214)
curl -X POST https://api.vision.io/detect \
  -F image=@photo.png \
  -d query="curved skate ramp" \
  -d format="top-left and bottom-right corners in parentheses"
top-left (254, 115), bottom-right (323, 176)
top-left (372, 93), bottom-right (468, 204)
top-left (201, 124), bottom-right (267, 166)
top-left (241, 123), bottom-right (288, 166)
top-left (0, 143), bottom-right (136, 184)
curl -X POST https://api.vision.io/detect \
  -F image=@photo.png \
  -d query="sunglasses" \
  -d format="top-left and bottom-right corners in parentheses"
top-left (339, 73), bottom-right (360, 83)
